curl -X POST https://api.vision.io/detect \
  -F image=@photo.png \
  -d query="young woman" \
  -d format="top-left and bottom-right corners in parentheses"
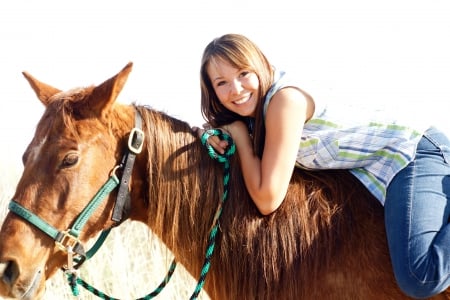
top-left (194, 33), bottom-right (450, 298)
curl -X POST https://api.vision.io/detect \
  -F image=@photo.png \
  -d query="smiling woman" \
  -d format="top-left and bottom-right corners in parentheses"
top-left (0, 1), bottom-right (449, 299)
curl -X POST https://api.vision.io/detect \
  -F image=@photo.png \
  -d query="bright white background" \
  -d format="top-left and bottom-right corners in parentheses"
top-left (1, 0), bottom-right (449, 169)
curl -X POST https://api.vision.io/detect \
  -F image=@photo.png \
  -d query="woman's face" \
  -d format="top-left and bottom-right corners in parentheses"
top-left (207, 59), bottom-right (260, 117)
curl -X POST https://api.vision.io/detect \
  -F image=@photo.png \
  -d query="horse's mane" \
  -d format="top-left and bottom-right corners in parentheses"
top-left (134, 105), bottom-right (381, 299)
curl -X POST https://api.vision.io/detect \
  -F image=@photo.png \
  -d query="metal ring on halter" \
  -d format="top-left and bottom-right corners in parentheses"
top-left (110, 164), bottom-right (122, 178)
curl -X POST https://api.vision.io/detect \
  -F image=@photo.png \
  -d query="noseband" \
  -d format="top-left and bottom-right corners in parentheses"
top-left (8, 109), bottom-right (144, 270)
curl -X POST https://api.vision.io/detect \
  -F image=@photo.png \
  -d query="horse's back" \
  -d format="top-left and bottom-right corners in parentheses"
top-left (206, 167), bottom-right (450, 299)
top-left (294, 169), bottom-right (450, 300)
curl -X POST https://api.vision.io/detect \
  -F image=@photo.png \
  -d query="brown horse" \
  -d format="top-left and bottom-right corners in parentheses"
top-left (0, 62), bottom-right (449, 300)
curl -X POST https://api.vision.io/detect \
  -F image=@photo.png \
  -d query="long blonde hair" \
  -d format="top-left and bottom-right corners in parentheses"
top-left (200, 33), bottom-right (274, 157)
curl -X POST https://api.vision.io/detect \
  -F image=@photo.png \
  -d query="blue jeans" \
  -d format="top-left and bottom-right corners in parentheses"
top-left (385, 127), bottom-right (450, 298)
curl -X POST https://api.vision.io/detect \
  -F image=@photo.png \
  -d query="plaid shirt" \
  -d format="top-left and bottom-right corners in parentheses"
top-left (265, 69), bottom-right (429, 204)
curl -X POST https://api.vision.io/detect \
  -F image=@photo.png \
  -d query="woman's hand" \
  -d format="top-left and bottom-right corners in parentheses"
top-left (192, 124), bottom-right (230, 154)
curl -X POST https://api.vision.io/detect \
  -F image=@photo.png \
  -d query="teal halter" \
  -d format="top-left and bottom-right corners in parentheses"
top-left (8, 109), bottom-right (144, 270)
top-left (8, 174), bottom-right (119, 268)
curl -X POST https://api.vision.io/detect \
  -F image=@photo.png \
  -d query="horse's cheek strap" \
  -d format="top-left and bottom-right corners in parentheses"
top-left (112, 152), bottom-right (135, 222)
top-left (112, 108), bottom-right (144, 223)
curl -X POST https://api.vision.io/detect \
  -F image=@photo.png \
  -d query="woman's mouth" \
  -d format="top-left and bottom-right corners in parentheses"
top-left (233, 94), bottom-right (251, 105)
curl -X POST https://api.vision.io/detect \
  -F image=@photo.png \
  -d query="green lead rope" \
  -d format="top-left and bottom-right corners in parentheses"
top-left (191, 129), bottom-right (235, 299)
top-left (66, 260), bottom-right (177, 300)
top-left (68, 129), bottom-right (235, 300)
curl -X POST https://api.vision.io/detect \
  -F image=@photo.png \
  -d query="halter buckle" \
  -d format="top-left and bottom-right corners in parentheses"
top-left (55, 230), bottom-right (81, 253)
top-left (128, 127), bottom-right (145, 154)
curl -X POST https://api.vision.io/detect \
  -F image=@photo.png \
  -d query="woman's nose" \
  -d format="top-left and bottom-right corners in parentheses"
top-left (230, 79), bottom-right (243, 95)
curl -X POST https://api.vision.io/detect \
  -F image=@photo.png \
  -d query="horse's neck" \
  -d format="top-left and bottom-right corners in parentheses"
top-left (127, 115), bottom-right (217, 278)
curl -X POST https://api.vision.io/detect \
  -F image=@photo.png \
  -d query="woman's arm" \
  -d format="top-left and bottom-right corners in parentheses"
top-left (227, 87), bottom-right (314, 215)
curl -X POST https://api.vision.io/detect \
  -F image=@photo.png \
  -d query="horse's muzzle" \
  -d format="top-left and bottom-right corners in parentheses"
top-left (0, 260), bottom-right (44, 300)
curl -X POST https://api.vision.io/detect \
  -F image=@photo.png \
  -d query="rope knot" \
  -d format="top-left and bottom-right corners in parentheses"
top-left (65, 272), bottom-right (80, 296)
top-left (200, 129), bottom-right (236, 163)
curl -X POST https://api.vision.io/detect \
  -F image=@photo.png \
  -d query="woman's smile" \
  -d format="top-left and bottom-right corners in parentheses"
top-left (233, 93), bottom-right (252, 105)
top-left (207, 59), bottom-right (260, 117)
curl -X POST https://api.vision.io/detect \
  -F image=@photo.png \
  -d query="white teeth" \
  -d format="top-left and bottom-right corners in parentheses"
top-left (234, 95), bottom-right (250, 104)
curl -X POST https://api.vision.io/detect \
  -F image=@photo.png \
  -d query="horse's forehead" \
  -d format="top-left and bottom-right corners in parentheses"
top-left (49, 87), bottom-right (90, 102)
top-left (29, 104), bottom-right (85, 155)
top-left (26, 117), bottom-right (68, 165)
top-left (26, 114), bottom-right (98, 168)
top-left (26, 134), bottom-right (48, 166)
top-left (27, 84), bottom-right (110, 164)
top-left (37, 105), bottom-right (72, 138)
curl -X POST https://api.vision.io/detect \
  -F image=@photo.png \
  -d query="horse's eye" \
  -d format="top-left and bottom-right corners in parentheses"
top-left (61, 153), bottom-right (79, 168)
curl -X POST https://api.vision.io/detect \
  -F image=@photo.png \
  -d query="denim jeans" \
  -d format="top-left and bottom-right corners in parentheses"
top-left (385, 127), bottom-right (450, 298)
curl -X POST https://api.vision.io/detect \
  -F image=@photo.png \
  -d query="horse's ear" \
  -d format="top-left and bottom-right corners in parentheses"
top-left (87, 62), bottom-right (133, 117)
top-left (22, 72), bottom-right (62, 107)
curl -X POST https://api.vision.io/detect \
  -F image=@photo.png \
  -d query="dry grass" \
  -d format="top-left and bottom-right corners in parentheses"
top-left (0, 160), bottom-right (209, 300)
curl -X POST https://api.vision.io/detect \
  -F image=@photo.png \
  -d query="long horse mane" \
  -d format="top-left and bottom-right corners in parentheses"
top-left (133, 104), bottom-right (380, 298)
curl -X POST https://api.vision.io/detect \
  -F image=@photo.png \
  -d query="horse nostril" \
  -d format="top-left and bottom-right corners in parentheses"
top-left (1, 260), bottom-right (19, 286)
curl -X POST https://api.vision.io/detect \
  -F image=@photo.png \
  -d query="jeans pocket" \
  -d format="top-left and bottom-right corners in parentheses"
top-left (422, 127), bottom-right (450, 165)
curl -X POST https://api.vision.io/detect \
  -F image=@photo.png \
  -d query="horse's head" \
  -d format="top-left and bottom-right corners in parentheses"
top-left (0, 63), bottom-right (139, 299)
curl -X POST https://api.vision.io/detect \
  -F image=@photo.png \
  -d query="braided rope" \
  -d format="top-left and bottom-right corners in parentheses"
top-left (65, 129), bottom-right (235, 300)
top-left (66, 260), bottom-right (177, 300)
top-left (189, 129), bottom-right (235, 299)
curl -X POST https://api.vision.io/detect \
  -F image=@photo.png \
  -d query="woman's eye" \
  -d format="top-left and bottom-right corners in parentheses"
top-left (61, 153), bottom-right (79, 168)
top-left (240, 71), bottom-right (250, 77)
top-left (217, 81), bottom-right (226, 87)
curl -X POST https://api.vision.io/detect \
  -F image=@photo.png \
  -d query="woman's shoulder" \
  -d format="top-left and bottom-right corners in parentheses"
top-left (268, 68), bottom-right (431, 132)
top-left (265, 67), bottom-right (328, 118)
